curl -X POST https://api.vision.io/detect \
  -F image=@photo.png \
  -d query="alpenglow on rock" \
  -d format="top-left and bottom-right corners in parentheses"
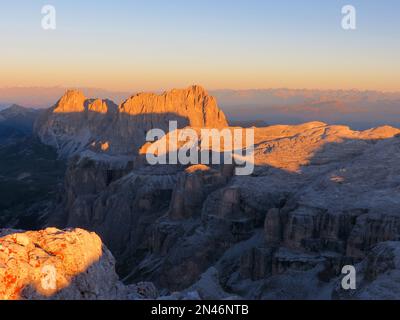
top-left (0, 228), bottom-right (124, 299)
top-left (35, 85), bottom-right (228, 157)
top-left (0, 228), bottom-right (158, 300)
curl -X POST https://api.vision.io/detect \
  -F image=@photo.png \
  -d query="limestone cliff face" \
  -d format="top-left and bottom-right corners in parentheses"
top-left (35, 85), bottom-right (227, 157)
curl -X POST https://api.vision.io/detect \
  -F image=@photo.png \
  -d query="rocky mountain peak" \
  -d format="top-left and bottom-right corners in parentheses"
top-left (170, 84), bottom-right (208, 96)
top-left (119, 85), bottom-right (227, 128)
top-left (36, 85), bottom-right (228, 157)
top-left (54, 90), bottom-right (86, 113)
top-left (5, 104), bottom-right (28, 112)
top-left (87, 98), bottom-right (118, 115)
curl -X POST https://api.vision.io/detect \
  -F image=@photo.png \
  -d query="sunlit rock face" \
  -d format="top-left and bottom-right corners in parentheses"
top-left (0, 228), bottom-right (160, 300)
top-left (35, 85), bottom-right (228, 157)
top-left (53, 90), bottom-right (86, 113)
top-left (118, 85), bottom-right (227, 129)
top-left (0, 228), bottom-right (123, 300)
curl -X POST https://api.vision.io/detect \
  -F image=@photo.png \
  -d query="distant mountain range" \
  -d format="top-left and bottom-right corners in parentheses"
top-left (212, 89), bottom-right (400, 130)
top-left (0, 105), bottom-right (41, 143)
top-left (1, 86), bottom-right (400, 130)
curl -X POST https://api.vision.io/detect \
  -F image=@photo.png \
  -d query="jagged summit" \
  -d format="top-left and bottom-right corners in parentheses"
top-left (130, 85), bottom-right (208, 98)
top-left (54, 90), bottom-right (86, 113)
top-left (36, 85), bottom-right (228, 157)
top-left (119, 85), bottom-right (227, 128)
top-left (53, 90), bottom-right (118, 115)
top-left (51, 85), bottom-right (226, 125)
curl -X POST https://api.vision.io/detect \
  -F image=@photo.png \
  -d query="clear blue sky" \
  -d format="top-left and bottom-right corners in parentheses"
top-left (1, 0), bottom-right (399, 91)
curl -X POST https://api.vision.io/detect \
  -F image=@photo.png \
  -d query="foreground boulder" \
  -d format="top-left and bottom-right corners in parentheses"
top-left (0, 228), bottom-right (155, 300)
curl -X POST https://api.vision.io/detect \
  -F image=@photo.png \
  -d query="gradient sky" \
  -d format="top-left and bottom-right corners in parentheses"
top-left (1, 0), bottom-right (399, 91)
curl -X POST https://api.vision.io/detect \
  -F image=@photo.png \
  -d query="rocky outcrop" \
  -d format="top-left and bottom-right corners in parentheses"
top-left (36, 85), bottom-right (228, 157)
top-left (168, 164), bottom-right (229, 220)
top-left (0, 228), bottom-right (122, 300)
top-left (0, 228), bottom-right (161, 300)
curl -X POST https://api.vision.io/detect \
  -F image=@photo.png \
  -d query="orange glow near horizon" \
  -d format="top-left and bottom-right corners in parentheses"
top-left (1, 39), bottom-right (399, 92)
top-left (1, 64), bottom-right (399, 93)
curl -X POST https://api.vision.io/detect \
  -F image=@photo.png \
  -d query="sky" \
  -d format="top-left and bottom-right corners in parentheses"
top-left (0, 0), bottom-right (399, 92)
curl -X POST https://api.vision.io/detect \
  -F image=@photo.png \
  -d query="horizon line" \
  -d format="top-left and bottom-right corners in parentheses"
top-left (1, 85), bottom-right (400, 95)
